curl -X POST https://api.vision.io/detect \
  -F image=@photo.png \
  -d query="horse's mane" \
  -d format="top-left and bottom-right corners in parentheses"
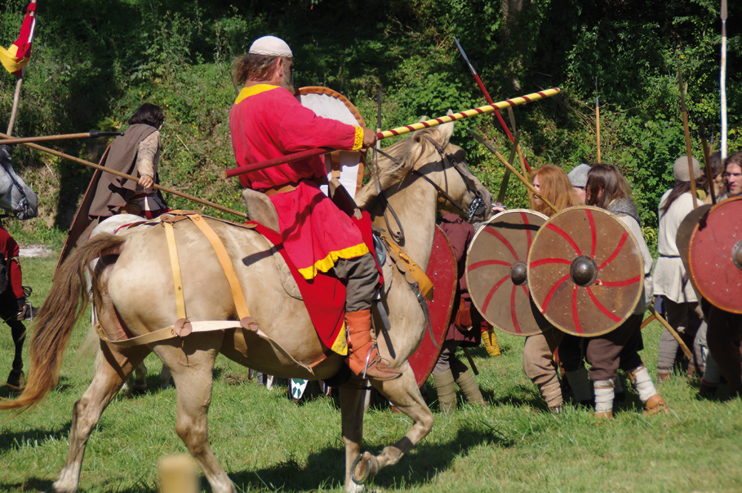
top-left (355, 128), bottom-right (439, 209)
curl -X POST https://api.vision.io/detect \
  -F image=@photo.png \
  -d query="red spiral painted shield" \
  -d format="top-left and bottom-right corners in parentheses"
top-left (676, 204), bottom-right (711, 273)
top-left (408, 225), bottom-right (457, 387)
top-left (527, 206), bottom-right (644, 337)
top-left (688, 197), bottom-right (742, 314)
top-left (466, 210), bottom-right (548, 336)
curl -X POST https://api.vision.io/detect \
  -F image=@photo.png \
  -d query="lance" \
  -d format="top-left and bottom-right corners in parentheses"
top-left (0, 131), bottom-right (248, 219)
top-left (595, 77), bottom-right (602, 164)
top-left (223, 87), bottom-right (561, 179)
top-left (721, 0), bottom-right (728, 159)
top-left (454, 37), bottom-right (532, 174)
top-left (677, 61), bottom-right (698, 210)
top-left (699, 122), bottom-right (717, 205)
top-left (468, 129), bottom-right (558, 214)
top-left (0, 131), bottom-right (124, 145)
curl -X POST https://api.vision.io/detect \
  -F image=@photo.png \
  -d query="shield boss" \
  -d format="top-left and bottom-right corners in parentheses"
top-left (466, 210), bottom-right (548, 336)
top-left (527, 206), bottom-right (644, 337)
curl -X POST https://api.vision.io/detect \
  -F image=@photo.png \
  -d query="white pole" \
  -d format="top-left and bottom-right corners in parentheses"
top-left (721, 0), bottom-right (728, 160)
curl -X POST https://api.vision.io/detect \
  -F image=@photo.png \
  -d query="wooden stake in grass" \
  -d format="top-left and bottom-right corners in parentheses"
top-left (159, 454), bottom-right (199, 493)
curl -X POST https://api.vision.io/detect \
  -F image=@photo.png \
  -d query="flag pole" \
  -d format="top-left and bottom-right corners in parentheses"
top-left (721, 0), bottom-right (728, 160)
top-left (5, 2), bottom-right (36, 137)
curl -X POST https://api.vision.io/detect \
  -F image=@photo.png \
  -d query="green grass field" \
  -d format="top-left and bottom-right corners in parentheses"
top-left (1, 255), bottom-right (741, 492)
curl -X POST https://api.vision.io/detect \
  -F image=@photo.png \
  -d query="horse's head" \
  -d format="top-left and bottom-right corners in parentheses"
top-left (357, 120), bottom-right (493, 224)
top-left (0, 146), bottom-right (38, 220)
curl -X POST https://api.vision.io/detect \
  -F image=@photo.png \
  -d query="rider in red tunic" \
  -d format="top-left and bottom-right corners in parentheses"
top-left (229, 36), bottom-right (400, 380)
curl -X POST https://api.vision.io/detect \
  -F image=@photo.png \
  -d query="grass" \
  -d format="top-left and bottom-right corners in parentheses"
top-left (1, 254), bottom-right (742, 492)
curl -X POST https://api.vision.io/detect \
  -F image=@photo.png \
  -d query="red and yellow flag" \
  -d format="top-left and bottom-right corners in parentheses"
top-left (0, 1), bottom-right (37, 76)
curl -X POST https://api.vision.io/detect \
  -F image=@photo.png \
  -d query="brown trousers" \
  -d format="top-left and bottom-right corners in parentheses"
top-left (585, 314), bottom-right (644, 382)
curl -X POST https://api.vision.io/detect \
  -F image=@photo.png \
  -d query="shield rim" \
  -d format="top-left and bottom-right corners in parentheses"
top-left (527, 205), bottom-right (644, 337)
top-left (465, 208), bottom-right (549, 337)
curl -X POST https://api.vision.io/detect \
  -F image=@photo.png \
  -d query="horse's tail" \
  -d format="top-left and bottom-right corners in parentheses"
top-left (0, 234), bottom-right (126, 413)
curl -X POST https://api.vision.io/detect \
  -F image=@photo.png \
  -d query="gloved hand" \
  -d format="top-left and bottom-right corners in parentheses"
top-left (16, 298), bottom-right (26, 321)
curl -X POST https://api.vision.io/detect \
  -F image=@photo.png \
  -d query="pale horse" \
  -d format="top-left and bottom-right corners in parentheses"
top-left (0, 121), bottom-right (492, 492)
top-left (0, 145), bottom-right (38, 220)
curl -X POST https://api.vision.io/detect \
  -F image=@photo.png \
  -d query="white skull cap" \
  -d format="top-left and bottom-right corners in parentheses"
top-left (248, 36), bottom-right (293, 57)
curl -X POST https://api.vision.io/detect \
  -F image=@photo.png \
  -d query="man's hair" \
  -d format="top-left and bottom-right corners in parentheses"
top-left (585, 164), bottom-right (633, 209)
top-left (725, 151), bottom-right (742, 170)
top-left (531, 165), bottom-right (581, 216)
top-left (128, 103), bottom-right (164, 128)
top-left (233, 54), bottom-right (284, 85)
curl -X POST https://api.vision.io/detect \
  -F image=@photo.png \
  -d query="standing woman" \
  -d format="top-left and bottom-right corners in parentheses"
top-left (652, 156), bottom-right (704, 382)
top-left (585, 164), bottom-right (668, 418)
top-left (89, 103), bottom-right (168, 222)
top-left (522, 165), bottom-right (581, 413)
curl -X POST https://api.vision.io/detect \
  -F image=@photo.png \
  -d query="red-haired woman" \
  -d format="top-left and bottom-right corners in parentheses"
top-left (524, 166), bottom-right (581, 412)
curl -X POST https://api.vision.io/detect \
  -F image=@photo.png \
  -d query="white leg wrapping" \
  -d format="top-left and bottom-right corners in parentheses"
top-left (566, 367), bottom-right (593, 402)
top-left (629, 365), bottom-right (658, 403)
top-left (593, 379), bottom-right (615, 414)
top-left (703, 353), bottom-right (722, 385)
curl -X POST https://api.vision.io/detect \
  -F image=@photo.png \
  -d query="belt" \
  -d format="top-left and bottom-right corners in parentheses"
top-left (260, 177), bottom-right (328, 197)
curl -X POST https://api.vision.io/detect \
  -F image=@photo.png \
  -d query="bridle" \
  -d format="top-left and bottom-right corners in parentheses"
top-left (371, 136), bottom-right (486, 245)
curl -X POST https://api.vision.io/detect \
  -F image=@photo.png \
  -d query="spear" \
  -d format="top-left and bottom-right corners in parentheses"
top-left (0, 131), bottom-right (124, 145)
top-left (223, 87), bottom-right (561, 179)
top-left (721, 0), bottom-right (728, 159)
top-left (454, 37), bottom-right (532, 174)
top-left (699, 122), bottom-right (717, 205)
top-left (595, 77), bottom-right (602, 164)
top-left (468, 129), bottom-right (558, 214)
top-left (677, 61), bottom-right (698, 210)
top-left (0, 131), bottom-right (248, 219)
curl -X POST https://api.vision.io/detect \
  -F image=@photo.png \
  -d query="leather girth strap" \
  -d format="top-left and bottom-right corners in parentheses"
top-left (376, 228), bottom-right (434, 301)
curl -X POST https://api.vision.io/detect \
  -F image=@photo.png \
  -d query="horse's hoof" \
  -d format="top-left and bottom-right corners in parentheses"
top-left (352, 451), bottom-right (378, 484)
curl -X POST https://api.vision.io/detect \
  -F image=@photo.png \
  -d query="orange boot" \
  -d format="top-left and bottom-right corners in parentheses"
top-left (346, 309), bottom-right (401, 381)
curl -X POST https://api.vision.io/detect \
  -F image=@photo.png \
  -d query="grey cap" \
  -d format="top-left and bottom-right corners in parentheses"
top-left (673, 156), bottom-right (701, 182)
top-left (568, 164), bottom-right (591, 187)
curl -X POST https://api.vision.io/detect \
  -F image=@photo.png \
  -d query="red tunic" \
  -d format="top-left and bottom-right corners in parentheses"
top-left (0, 225), bottom-right (24, 300)
top-left (230, 84), bottom-right (368, 279)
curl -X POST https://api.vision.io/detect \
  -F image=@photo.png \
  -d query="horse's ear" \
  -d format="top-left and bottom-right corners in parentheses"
top-left (435, 110), bottom-right (455, 146)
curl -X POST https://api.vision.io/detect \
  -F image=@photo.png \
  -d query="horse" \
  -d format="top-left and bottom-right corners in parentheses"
top-left (0, 145), bottom-right (38, 220)
top-left (0, 120), bottom-right (492, 492)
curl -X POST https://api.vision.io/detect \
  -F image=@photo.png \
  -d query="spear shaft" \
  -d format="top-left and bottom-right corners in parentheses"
top-left (677, 61), bottom-right (698, 209)
top-left (223, 88), bottom-right (561, 179)
top-left (0, 131), bottom-right (248, 219)
top-left (595, 78), bottom-right (602, 164)
top-left (454, 37), bottom-right (532, 173)
top-left (0, 131), bottom-right (124, 145)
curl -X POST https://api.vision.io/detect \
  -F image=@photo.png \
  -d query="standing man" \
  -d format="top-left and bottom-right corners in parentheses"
top-left (229, 35), bottom-right (399, 381)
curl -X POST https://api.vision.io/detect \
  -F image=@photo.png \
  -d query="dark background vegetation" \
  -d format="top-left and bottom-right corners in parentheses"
top-left (0, 0), bottom-right (740, 247)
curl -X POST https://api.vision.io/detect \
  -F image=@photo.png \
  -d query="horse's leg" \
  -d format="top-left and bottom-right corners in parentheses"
top-left (125, 361), bottom-right (148, 393)
top-left (157, 336), bottom-right (236, 493)
top-left (351, 363), bottom-right (434, 485)
top-left (52, 343), bottom-right (149, 493)
top-left (159, 363), bottom-right (172, 390)
top-left (340, 376), bottom-right (370, 493)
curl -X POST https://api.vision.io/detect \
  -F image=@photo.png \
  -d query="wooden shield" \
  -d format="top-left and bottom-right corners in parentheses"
top-left (527, 206), bottom-right (644, 337)
top-left (297, 87), bottom-right (366, 198)
top-left (408, 225), bottom-right (457, 387)
top-left (676, 203), bottom-right (711, 274)
top-left (688, 197), bottom-right (742, 313)
top-left (466, 209), bottom-right (548, 336)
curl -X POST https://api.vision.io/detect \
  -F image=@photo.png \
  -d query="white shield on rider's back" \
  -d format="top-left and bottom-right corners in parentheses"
top-left (296, 87), bottom-right (365, 198)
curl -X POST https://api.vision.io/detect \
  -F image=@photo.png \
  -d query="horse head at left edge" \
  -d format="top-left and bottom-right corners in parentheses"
top-left (0, 145), bottom-right (38, 220)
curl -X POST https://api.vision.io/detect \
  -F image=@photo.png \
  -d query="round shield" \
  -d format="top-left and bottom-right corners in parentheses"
top-left (297, 87), bottom-right (365, 197)
top-left (688, 197), bottom-right (742, 313)
top-left (408, 225), bottom-right (457, 387)
top-left (676, 203), bottom-right (711, 273)
top-left (527, 206), bottom-right (644, 337)
top-left (466, 210), bottom-right (548, 336)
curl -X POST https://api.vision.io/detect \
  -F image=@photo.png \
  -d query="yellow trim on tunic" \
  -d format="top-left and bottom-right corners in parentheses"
top-left (234, 84), bottom-right (279, 105)
top-left (297, 242), bottom-right (370, 280)
top-left (351, 126), bottom-right (364, 151)
top-left (331, 322), bottom-right (348, 355)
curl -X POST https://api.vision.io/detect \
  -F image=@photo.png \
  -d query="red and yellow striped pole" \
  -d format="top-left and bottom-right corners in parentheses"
top-left (223, 87), bottom-right (561, 179)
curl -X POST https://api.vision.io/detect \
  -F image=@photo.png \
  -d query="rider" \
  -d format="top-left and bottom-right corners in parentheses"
top-left (229, 35), bottom-right (400, 381)
top-left (0, 221), bottom-right (29, 388)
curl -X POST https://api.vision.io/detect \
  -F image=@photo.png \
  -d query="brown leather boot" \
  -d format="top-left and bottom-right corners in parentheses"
top-left (346, 309), bottom-right (401, 381)
top-left (594, 411), bottom-right (614, 420)
top-left (644, 393), bottom-right (670, 416)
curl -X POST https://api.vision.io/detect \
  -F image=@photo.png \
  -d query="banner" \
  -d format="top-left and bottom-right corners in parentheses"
top-left (0, 1), bottom-right (37, 76)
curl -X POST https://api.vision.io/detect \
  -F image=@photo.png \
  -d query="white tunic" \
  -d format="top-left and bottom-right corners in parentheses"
top-left (652, 189), bottom-right (698, 303)
top-left (617, 214), bottom-right (654, 315)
